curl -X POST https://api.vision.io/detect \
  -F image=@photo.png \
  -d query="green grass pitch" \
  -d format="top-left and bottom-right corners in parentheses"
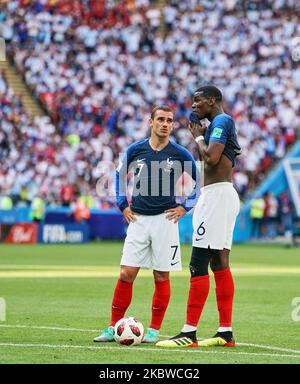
top-left (0, 242), bottom-right (300, 364)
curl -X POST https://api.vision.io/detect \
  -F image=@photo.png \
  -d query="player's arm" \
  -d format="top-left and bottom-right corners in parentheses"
top-left (196, 140), bottom-right (225, 166)
top-left (189, 121), bottom-right (227, 166)
top-left (115, 146), bottom-right (137, 223)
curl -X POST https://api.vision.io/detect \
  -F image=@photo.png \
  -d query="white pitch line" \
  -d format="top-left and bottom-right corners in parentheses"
top-left (0, 324), bottom-right (100, 333)
top-left (237, 342), bottom-right (300, 355)
top-left (162, 337), bottom-right (300, 355)
top-left (1, 324), bottom-right (300, 355)
top-left (0, 342), bottom-right (300, 360)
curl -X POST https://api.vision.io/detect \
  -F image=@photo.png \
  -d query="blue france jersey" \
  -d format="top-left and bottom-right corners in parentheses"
top-left (204, 113), bottom-right (241, 166)
top-left (116, 139), bottom-right (200, 215)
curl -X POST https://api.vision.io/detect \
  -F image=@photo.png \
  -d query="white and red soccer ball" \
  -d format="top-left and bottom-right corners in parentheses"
top-left (114, 317), bottom-right (144, 346)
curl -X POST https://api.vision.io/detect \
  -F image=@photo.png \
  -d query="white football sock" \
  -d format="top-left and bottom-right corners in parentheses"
top-left (217, 327), bottom-right (232, 332)
top-left (181, 324), bottom-right (197, 333)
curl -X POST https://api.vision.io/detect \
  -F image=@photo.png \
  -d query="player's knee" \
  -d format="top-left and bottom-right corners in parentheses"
top-left (153, 271), bottom-right (169, 283)
top-left (210, 250), bottom-right (229, 271)
top-left (189, 247), bottom-right (212, 277)
top-left (119, 269), bottom-right (136, 283)
top-left (210, 261), bottom-right (229, 271)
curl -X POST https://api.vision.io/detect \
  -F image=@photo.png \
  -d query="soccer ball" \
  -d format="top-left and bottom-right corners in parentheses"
top-left (114, 317), bottom-right (144, 346)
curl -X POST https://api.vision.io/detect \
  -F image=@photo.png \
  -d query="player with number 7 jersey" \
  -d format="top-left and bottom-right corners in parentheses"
top-left (93, 105), bottom-right (200, 344)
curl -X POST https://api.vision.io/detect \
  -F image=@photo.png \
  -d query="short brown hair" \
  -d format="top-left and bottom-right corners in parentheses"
top-left (195, 85), bottom-right (222, 102)
top-left (151, 105), bottom-right (173, 119)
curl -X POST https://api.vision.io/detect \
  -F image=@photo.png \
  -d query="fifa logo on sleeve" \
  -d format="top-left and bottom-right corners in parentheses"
top-left (0, 298), bottom-right (6, 321)
top-left (0, 38), bottom-right (6, 61)
top-left (291, 297), bottom-right (300, 321)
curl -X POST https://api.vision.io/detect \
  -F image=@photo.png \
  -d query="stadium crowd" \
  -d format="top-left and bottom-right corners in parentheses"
top-left (0, 0), bottom-right (300, 209)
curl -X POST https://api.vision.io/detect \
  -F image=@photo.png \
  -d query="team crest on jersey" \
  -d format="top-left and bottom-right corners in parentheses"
top-left (164, 157), bottom-right (174, 173)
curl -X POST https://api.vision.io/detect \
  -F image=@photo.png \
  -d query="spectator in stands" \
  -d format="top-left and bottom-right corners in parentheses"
top-left (0, 0), bottom-right (299, 209)
top-left (60, 184), bottom-right (75, 207)
top-left (250, 196), bottom-right (265, 239)
top-left (30, 193), bottom-right (45, 222)
top-left (0, 195), bottom-right (13, 210)
top-left (263, 192), bottom-right (279, 239)
top-left (19, 185), bottom-right (30, 206)
top-left (72, 192), bottom-right (91, 224)
top-left (278, 190), bottom-right (294, 240)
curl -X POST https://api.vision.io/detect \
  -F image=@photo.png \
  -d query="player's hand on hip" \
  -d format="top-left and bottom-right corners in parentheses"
top-left (189, 121), bottom-right (207, 138)
top-left (165, 206), bottom-right (187, 223)
top-left (123, 207), bottom-right (137, 224)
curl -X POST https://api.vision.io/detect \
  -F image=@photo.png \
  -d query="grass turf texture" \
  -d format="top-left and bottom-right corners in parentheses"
top-left (0, 242), bottom-right (300, 364)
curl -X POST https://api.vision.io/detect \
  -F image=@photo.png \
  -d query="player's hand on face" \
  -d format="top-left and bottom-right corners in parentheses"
top-left (123, 207), bottom-right (137, 224)
top-left (165, 205), bottom-right (187, 223)
top-left (189, 121), bottom-right (207, 138)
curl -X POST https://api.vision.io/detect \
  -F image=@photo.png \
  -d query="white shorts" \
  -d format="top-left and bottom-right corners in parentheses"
top-left (121, 213), bottom-right (182, 272)
top-left (192, 182), bottom-right (240, 250)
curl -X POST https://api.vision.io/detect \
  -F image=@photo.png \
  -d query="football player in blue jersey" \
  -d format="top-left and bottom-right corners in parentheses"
top-left (157, 85), bottom-right (242, 348)
top-left (94, 105), bottom-right (200, 344)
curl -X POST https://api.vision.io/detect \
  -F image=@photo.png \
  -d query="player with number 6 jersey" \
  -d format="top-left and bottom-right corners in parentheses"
top-left (94, 105), bottom-right (200, 344)
top-left (157, 85), bottom-right (241, 349)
